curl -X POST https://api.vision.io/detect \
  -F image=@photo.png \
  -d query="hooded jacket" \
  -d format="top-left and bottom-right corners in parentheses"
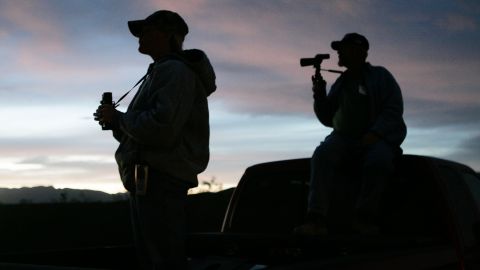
top-left (112, 49), bottom-right (216, 189)
top-left (314, 63), bottom-right (407, 147)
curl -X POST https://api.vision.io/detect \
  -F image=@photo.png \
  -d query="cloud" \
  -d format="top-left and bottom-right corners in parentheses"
top-left (404, 96), bottom-right (480, 128)
top-left (174, 0), bottom-right (480, 130)
top-left (0, 28), bottom-right (7, 39)
top-left (458, 134), bottom-right (480, 159)
top-left (203, 103), bottom-right (331, 185)
top-left (0, 1), bottom-right (60, 37)
top-left (0, 0), bottom-right (147, 105)
top-left (15, 155), bottom-right (115, 174)
top-left (437, 13), bottom-right (477, 32)
top-left (0, 1), bottom-right (67, 65)
top-left (447, 134), bottom-right (480, 171)
top-left (145, 0), bottom-right (211, 17)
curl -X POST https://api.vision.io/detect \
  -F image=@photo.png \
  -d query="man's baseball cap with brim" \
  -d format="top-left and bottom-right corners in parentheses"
top-left (331, 33), bottom-right (369, 51)
top-left (128, 10), bottom-right (189, 37)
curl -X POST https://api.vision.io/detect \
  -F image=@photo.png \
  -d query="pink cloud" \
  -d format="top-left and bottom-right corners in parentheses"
top-left (332, 0), bottom-right (367, 17)
top-left (145, 0), bottom-right (211, 17)
top-left (132, 1), bottom-right (480, 123)
top-left (1, 1), bottom-right (70, 73)
top-left (1, 1), bottom-right (62, 40)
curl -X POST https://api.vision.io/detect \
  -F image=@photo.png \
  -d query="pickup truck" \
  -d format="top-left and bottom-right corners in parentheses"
top-left (187, 154), bottom-right (480, 270)
top-left (1, 154), bottom-right (479, 270)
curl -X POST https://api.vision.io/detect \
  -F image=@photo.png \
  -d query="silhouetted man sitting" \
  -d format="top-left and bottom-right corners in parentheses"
top-left (297, 33), bottom-right (407, 235)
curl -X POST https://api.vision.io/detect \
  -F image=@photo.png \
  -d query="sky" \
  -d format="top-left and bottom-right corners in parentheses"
top-left (0, 0), bottom-right (479, 194)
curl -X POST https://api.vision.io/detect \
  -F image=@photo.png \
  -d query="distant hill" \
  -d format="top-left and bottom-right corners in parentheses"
top-left (0, 188), bottom-right (235, 256)
top-left (0, 186), bottom-right (128, 204)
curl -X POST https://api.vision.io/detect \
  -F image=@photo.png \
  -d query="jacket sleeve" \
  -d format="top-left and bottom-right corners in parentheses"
top-left (115, 61), bottom-right (196, 149)
top-left (369, 68), bottom-right (407, 145)
top-left (112, 127), bottom-right (124, 142)
top-left (313, 81), bottom-right (340, 128)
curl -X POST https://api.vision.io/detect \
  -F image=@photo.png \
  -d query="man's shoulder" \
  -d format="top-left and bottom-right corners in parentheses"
top-left (365, 63), bottom-right (397, 81)
top-left (154, 57), bottom-right (189, 71)
top-left (365, 63), bottom-right (390, 74)
top-left (151, 58), bottom-right (194, 80)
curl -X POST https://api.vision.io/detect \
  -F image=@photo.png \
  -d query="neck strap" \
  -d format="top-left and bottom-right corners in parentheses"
top-left (114, 63), bottom-right (155, 108)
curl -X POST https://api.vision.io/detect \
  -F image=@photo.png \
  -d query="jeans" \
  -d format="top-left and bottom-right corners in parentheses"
top-left (308, 131), bottom-right (396, 221)
top-left (130, 172), bottom-right (190, 270)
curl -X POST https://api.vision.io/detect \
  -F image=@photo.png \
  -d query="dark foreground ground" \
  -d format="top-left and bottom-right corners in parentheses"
top-left (0, 188), bottom-right (234, 254)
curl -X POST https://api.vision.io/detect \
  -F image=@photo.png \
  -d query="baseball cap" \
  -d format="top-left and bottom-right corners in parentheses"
top-left (128, 10), bottom-right (189, 38)
top-left (331, 33), bottom-right (369, 51)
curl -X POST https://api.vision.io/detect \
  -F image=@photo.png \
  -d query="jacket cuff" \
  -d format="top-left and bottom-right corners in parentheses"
top-left (111, 110), bottom-right (124, 130)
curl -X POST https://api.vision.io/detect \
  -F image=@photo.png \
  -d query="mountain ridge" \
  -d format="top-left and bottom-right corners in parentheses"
top-left (0, 186), bottom-right (128, 204)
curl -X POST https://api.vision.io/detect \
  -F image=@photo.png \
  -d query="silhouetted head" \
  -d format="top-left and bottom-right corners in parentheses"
top-left (331, 33), bottom-right (369, 69)
top-left (128, 10), bottom-right (189, 60)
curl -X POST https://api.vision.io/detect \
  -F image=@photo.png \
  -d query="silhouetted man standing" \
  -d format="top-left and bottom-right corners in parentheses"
top-left (298, 33), bottom-right (406, 235)
top-left (95, 10), bottom-right (216, 269)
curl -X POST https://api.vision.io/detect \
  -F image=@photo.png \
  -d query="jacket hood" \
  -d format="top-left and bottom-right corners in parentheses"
top-left (177, 49), bottom-right (217, 96)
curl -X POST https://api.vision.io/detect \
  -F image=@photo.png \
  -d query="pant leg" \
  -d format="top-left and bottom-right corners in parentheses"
top-left (308, 132), bottom-right (355, 216)
top-left (130, 195), bottom-right (150, 270)
top-left (130, 174), bottom-right (189, 270)
top-left (356, 140), bottom-right (396, 221)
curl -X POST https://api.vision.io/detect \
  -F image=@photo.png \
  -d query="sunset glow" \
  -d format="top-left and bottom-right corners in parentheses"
top-left (1, 0), bottom-right (479, 193)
